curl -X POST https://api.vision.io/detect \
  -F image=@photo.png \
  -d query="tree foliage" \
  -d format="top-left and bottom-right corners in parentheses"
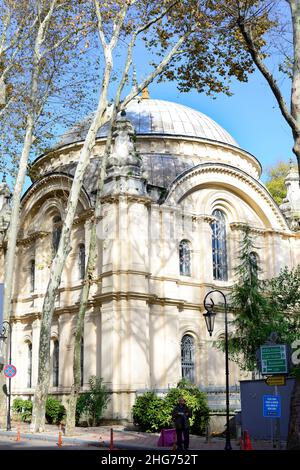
top-left (220, 225), bottom-right (300, 372)
top-left (211, 0), bottom-right (300, 177)
top-left (132, 379), bottom-right (209, 435)
top-left (265, 160), bottom-right (290, 205)
top-left (75, 376), bottom-right (110, 427)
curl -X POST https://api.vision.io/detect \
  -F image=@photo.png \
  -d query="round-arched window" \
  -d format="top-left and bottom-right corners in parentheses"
top-left (211, 210), bottom-right (228, 281)
top-left (179, 240), bottom-right (191, 276)
top-left (181, 335), bottom-right (195, 383)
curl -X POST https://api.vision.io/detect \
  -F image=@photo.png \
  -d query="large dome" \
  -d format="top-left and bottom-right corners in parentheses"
top-left (58, 98), bottom-right (239, 148)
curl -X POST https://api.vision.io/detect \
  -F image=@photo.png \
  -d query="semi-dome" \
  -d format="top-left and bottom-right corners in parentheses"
top-left (58, 98), bottom-right (239, 148)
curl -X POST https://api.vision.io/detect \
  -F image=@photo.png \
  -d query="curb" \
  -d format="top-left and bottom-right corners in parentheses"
top-left (0, 430), bottom-right (161, 450)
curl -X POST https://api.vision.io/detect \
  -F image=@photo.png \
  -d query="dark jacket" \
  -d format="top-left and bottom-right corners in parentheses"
top-left (172, 404), bottom-right (192, 430)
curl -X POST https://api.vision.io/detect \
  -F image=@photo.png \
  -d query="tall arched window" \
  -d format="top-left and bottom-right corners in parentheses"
top-left (52, 215), bottom-right (62, 255)
top-left (181, 335), bottom-right (195, 383)
top-left (53, 340), bottom-right (59, 387)
top-left (179, 240), bottom-right (191, 276)
top-left (78, 244), bottom-right (85, 280)
top-left (211, 210), bottom-right (228, 281)
top-left (80, 337), bottom-right (84, 387)
top-left (30, 259), bottom-right (35, 292)
top-left (27, 343), bottom-right (32, 388)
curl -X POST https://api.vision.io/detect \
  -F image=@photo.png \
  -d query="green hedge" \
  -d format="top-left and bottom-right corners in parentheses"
top-left (12, 397), bottom-right (65, 424)
top-left (132, 379), bottom-right (209, 435)
top-left (12, 399), bottom-right (33, 423)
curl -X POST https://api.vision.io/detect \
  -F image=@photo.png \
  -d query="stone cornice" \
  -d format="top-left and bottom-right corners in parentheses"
top-left (17, 230), bottom-right (49, 247)
top-left (100, 194), bottom-right (151, 206)
top-left (73, 208), bottom-right (94, 226)
top-left (1, 230), bottom-right (49, 249)
top-left (229, 221), bottom-right (296, 237)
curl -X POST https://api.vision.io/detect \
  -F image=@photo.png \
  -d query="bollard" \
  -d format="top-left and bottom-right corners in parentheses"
top-left (109, 428), bottom-right (114, 450)
top-left (16, 422), bottom-right (21, 442)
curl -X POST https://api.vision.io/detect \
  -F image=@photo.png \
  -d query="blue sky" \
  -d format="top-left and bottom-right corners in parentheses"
top-left (147, 71), bottom-right (294, 183)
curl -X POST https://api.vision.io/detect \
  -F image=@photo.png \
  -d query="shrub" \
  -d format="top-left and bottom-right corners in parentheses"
top-left (12, 399), bottom-right (33, 422)
top-left (45, 397), bottom-right (65, 424)
top-left (12, 398), bottom-right (24, 414)
top-left (76, 376), bottom-right (110, 426)
top-left (132, 379), bottom-right (210, 435)
top-left (132, 392), bottom-right (169, 432)
top-left (164, 380), bottom-right (210, 435)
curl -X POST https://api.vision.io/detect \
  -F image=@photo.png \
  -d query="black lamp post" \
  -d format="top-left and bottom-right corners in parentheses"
top-left (203, 290), bottom-right (232, 451)
top-left (0, 320), bottom-right (12, 431)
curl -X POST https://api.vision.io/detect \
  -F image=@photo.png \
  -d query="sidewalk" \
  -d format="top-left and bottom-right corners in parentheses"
top-left (0, 422), bottom-right (285, 450)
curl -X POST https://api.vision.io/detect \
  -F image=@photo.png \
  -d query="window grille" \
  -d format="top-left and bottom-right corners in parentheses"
top-left (211, 210), bottom-right (228, 281)
top-left (181, 335), bottom-right (195, 383)
top-left (179, 240), bottom-right (191, 276)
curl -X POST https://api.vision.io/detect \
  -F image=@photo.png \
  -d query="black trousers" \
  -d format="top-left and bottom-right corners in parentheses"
top-left (176, 428), bottom-right (189, 450)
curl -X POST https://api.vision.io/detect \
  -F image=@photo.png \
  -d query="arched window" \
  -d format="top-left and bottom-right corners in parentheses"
top-left (27, 343), bottom-right (32, 388)
top-left (211, 210), bottom-right (228, 281)
top-left (53, 340), bottom-right (59, 387)
top-left (78, 244), bottom-right (85, 280)
top-left (80, 337), bottom-right (84, 387)
top-left (179, 240), bottom-right (191, 276)
top-left (52, 215), bottom-right (62, 255)
top-left (30, 259), bottom-right (35, 292)
top-left (181, 335), bottom-right (195, 383)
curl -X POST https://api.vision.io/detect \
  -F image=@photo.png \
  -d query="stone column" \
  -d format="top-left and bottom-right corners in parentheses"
top-left (31, 318), bottom-right (41, 387)
top-left (58, 313), bottom-right (73, 389)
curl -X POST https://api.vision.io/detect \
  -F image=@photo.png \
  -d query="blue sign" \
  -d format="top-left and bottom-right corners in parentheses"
top-left (263, 395), bottom-right (281, 418)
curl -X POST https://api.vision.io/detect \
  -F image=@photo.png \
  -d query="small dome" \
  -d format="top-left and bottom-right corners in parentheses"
top-left (58, 98), bottom-right (239, 148)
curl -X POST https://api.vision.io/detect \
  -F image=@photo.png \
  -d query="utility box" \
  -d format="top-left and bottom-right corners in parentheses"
top-left (240, 378), bottom-right (295, 440)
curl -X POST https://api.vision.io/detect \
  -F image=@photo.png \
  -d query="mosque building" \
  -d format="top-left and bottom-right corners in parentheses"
top-left (1, 91), bottom-right (300, 423)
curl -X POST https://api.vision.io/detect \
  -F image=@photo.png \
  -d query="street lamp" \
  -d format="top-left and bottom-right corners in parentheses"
top-left (203, 290), bottom-right (232, 451)
top-left (0, 320), bottom-right (12, 431)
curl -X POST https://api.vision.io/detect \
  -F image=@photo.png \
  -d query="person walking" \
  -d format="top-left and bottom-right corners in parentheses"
top-left (172, 397), bottom-right (192, 450)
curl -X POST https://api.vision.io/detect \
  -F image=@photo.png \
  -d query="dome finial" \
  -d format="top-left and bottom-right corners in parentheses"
top-left (141, 87), bottom-right (150, 100)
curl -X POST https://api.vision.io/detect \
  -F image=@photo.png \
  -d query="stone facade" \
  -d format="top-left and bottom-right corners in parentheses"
top-left (1, 97), bottom-right (300, 421)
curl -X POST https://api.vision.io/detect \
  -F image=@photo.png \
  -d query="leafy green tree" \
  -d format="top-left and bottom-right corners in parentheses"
top-left (213, 1), bottom-right (300, 180)
top-left (265, 161), bottom-right (290, 206)
top-left (221, 226), bottom-right (276, 371)
top-left (219, 225), bottom-right (300, 449)
top-left (75, 376), bottom-right (110, 427)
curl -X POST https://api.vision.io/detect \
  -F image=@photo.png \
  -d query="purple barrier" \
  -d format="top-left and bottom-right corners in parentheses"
top-left (157, 428), bottom-right (176, 447)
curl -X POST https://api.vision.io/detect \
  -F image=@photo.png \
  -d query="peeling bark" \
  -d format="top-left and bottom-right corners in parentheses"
top-left (31, 2), bottom-right (130, 433)
top-left (0, 0), bottom-right (59, 428)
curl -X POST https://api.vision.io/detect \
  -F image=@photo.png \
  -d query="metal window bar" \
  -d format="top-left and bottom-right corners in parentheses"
top-left (211, 210), bottom-right (228, 281)
top-left (179, 240), bottom-right (191, 276)
top-left (181, 335), bottom-right (195, 383)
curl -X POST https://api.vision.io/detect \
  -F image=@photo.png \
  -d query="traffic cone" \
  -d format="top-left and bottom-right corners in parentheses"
top-left (243, 430), bottom-right (253, 450)
top-left (16, 422), bottom-right (21, 442)
top-left (57, 431), bottom-right (63, 447)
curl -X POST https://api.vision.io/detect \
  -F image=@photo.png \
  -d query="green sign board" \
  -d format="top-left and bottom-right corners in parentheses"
top-left (260, 345), bottom-right (288, 375)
